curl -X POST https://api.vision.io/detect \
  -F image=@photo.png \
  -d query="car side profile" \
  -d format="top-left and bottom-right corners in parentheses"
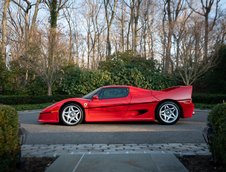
top-left (38, 85), bottom-right (194, 125)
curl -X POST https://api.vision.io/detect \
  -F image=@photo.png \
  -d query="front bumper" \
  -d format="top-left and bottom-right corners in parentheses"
top-left (38, 111), bottom-right (59, 123)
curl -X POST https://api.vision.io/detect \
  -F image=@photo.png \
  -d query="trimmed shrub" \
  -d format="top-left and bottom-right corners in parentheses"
top-left (98, 51), bottom-right (174, 90)
top-left (193, 93), bottom-right (226, 104)
top-left (0, 105), bottom-right (20, 171)
top-left (60, 66), bottom-right (111, 95)
top-left (208, 103), bottom-right (226, 167)
top-left (59, 63), bottom-right (174, 96)
top-left (0, 95), bottom-right (82, 105)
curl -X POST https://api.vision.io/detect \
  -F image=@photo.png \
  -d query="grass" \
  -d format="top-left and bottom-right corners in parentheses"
top-left (194, 103), bottom-right (216, 110)
top-left (12, 103), bottom-right (52, 111)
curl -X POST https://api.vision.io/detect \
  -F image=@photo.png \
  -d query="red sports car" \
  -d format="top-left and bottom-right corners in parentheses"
top-left (38, 85), bottom-right (194, 125)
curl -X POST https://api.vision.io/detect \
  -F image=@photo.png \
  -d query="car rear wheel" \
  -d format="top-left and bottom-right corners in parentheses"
top-left (60, 103), bottom-right (84, 126)
top-left (156, 101), bottom-right (180, 125)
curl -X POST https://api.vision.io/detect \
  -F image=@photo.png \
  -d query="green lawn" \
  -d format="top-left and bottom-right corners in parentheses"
top-left (194, 103), bottom-right (215, 110)
top-left (13, 103), bottom-right (52, 111)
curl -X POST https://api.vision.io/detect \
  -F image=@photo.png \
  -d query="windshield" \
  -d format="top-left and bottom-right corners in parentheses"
top-left (82, 87), bottom-right (102, 99)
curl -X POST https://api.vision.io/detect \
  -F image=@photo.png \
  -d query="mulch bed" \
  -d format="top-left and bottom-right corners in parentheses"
top-left (177, 155), bottom-right (225, 172)
top-left (14, 155), bottom-right (225, 172)
top-left (15, 157), bottom-right (57, 172)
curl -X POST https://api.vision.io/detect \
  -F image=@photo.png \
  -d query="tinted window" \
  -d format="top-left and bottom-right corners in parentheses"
top-left (99, 88), bottom-right (129, 99)
top-left (83, 87), bottom-right (102, 99)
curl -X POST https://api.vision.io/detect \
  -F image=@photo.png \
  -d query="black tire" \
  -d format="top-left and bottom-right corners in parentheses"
top-left (60, 103), bottom-right (84, 126)
top-left (156, 101), bottom-right (180, 125)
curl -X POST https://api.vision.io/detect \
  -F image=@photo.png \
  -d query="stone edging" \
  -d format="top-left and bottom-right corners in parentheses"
top-left (22, 143), bottom-right (210, 157)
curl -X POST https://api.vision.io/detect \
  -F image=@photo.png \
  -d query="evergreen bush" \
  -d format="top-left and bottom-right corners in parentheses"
top-left (208, 103), bottom-right (226, 167)
top-left (0, 105), bottom-right (20, 171)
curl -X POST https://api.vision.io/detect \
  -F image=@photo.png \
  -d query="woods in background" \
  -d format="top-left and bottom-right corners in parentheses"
top-left (0, 0), bottom-right (225, 95)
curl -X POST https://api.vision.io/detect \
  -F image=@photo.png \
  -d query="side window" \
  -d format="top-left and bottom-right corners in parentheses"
top-left (99, 88), bottom-right (129, 99)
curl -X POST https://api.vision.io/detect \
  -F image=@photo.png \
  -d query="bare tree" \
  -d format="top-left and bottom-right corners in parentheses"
top-left (2, 0), bottom-right (225, 89)
top-left (45, 0), bottom-right (69, 95)
top-left (11, 0), bottom-right (32, 51)
top-left (91, 2), bottom-right (105, 68)
top-left (10, 0), bottom-right (42, 81)
top-left (30, 0), bottom-right (42, 41)
top-left (25, 28), bottom-right (67, 92)
top-left (82, 0), bottom-right (105, 68)
top-left (124, 0), bottom-right (142, 52)
top-left (173, 4), bottom-right (192, 68)
top-left (133, 0), bottom-right (142, 52)
top-left (162, 0), bottom-right (184, 74)
top-left (187, 0), bottom-right (220, 61)
top-left (63, 8), bottom-right (73, 64)
top-left (174, 14), bottom-right (219, 85)
top-left (139, 0), bottom-right (156, 58)
top-left (104, 0), bottom-right (118, 56)
top-left (117, 0), bottom-right (126, 52)
top-left (1, 0), bottom-right (10, 64)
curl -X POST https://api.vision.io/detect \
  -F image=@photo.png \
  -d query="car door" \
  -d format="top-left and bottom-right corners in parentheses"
top-left (87, 87), bottom-right (131, 121)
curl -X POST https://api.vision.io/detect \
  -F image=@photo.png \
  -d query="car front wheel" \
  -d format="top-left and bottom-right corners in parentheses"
top-left (156, 101), bottom-right (180, 125)
top-left (60, 103), bottom-right (84, 126)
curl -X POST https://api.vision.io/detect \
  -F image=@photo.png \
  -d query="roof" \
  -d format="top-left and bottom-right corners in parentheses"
top-left (102, 85), bottom-right (135, 88)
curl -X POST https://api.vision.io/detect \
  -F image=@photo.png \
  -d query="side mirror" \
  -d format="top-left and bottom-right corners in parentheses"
top-left (92, 95), bottom-right (99, 101)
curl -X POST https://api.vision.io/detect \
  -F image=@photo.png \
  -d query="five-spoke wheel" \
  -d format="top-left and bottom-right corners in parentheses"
top-left (156, 101), bottom-right (180, 125)
top-left (60, 103), bottom-right (84, 126)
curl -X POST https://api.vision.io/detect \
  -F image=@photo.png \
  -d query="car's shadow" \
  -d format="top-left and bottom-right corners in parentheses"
top-left (35, 120), bottom-right (159, 126)
top-left (84, 121), bottom-right (158, 125)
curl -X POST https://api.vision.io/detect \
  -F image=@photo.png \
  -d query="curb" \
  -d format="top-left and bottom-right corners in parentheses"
top-left (21, 143), bottom-right (211, 157)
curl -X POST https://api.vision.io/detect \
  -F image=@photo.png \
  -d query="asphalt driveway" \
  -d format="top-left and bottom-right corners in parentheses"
top-left (18, 109), bottom-right (209, 144)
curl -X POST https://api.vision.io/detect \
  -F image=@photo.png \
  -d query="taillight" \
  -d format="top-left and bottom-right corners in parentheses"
top-left (181, 100), bottom-right (192, 104)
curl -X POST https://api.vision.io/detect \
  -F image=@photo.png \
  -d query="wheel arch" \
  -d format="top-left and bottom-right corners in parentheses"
top-left (155, 99), bottom-right (183, 118)
top-left (59, 101), bottom-right (85, 122)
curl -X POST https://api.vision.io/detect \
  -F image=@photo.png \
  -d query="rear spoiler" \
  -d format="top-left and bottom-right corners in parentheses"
top-left (152, 86), bottom-right (193, 101)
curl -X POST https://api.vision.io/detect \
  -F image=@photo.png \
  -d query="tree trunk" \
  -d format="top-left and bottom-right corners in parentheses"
top-left (87, 29), bottom-right (90, 69)
top-left (104, 0), bottom-right (117, 56)
top-left (194, 26), bottom-right (200, 65)
top-left (126, 19), bottom-right (131, 50)
top-left (106, 27), bottom-right (111, 56)
top-left (46, 27), bottom-right (57, 96)
top-left (47, 0), bottom-right (58, 96)
top-left (143, 33), bottom-right (146, 58)
top-left (175, 38), bottom-right (179, 68)
top-left (30, 0), bottom-right (41, 40)
top-left (130, 5), bottom-right (135, 51)
top-left (48, 83), bottom-right (52, 96)
top-left (164, 0), bottom-right (172, 74)
top-left (1, 0), bottom-right (10, 64)
top-left (69, 24), bottom-right (73, 64)
top-left (64, 8), bottom-right (73, 64)
top-left (75, 32), bottom-right (79, 65)
top-left (120, 1), bottom-right (125, 52)
top-left (24, 12), bottom-right (29, 52)
top-left (133, 0), bottom-right (141, 52)
top-left (204, 14), bottom-right (209, 62)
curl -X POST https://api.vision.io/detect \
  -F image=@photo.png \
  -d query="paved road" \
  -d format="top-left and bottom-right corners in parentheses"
top-left (18, 109), bottom-right (209, 144)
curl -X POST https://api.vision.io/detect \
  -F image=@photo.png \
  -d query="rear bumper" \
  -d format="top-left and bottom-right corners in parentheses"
top-left (179, 101), bottom-right (195, 118)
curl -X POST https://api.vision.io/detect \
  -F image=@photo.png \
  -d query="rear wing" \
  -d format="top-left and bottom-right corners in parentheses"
top-left (152, 86), bottom-right (193, 101)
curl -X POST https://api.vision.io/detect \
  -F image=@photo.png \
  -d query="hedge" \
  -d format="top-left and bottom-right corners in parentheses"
top-left (208, 103), bottom-right (226, 167)
top-left (0, 105), bottom-right (20, 171)
top-left (1, 93), bottom-right (226, 105)
top-left (193, 93), bottom-right (226, 104)
top-left (0, 94), bottom-right (82, 105)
